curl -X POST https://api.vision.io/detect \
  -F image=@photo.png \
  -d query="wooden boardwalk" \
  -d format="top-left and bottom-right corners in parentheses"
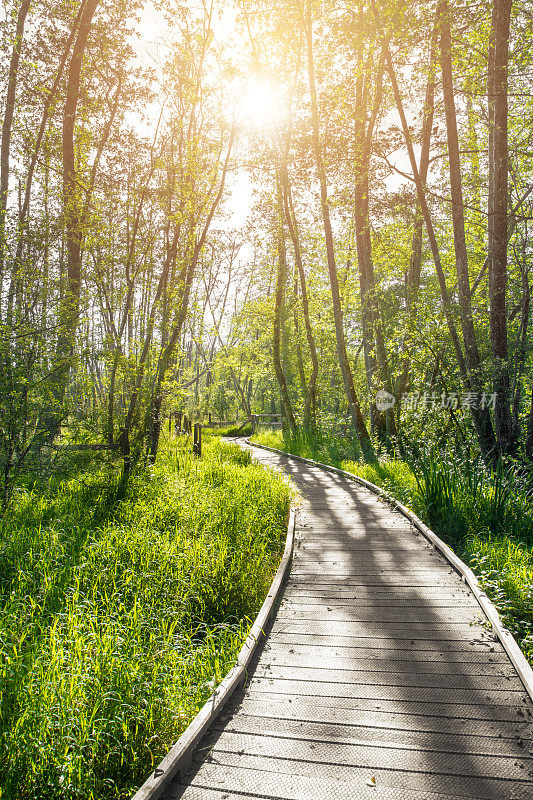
top-left (162, 444), bottom-right (533, 800)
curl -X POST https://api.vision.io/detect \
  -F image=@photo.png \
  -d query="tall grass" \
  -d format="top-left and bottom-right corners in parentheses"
top-left (0, 433), bottom-right (291, 799)
top-left (251, 427), bottom-right (533, 664)
top-left (217, 423), bottom-right (254, 437)
top-left (252, 426), bottom-right (361, 466)
top-left (413, 451), bottom-right (533, 662)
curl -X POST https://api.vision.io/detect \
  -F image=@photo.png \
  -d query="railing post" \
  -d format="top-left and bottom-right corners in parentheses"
top-left (193, 423), bottom-right (202, 456)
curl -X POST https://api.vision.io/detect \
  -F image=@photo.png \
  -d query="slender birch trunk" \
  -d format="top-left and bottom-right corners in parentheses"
top-left (0, 0), bottom-right (31, 291)
top-left (439, 0), bottom-right (498, 459)
top-left (273, 173), bottom-right (298, 436)
top-left (304, 0), bottom-right (375, 461)
top-left (488, 0), bottom-right (514, 452)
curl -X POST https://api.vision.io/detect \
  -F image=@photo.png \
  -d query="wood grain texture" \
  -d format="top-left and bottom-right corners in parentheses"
top-left (159, 443), bottom-right (533, 800)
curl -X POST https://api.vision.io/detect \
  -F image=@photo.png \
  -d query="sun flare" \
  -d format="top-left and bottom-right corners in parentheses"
top-left (233, 77), bottom-right (286, 131)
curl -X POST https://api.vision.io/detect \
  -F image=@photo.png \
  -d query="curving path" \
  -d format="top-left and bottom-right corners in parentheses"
top-left (161, 442), bottom-right (533, 800)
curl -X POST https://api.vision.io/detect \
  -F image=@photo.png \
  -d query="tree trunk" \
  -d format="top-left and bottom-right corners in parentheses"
top-left (304, 0), bottom-right (374, 461)
top-left (511, 269), bottom-right (529, 436)
top-left (488, 0), bottom-right (514, 452)
top-left (15, 0), bottom-right (85, 253)
top-left (355, 173), bottom-right (380, 436)
top-left (355, 169), bottom-right (396, 442)
top-left (0, 0), bottom-right (31, 289)
top-left (293, 272), bottom-right (308, 399)
top-left (439, 0), bottom-right (498, 459)
top-left (273, 174), bottom-right (298, 436)
top-left (397, 16), bottom-right (438, 402)
top-left (281, 164), bottom-right (318, 431)
top-left (526, 387), bottom-right (533, 459)
top-left (47, 0), bottom-right (100, 438)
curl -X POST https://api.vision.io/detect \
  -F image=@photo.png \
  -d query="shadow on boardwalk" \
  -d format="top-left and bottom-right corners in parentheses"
top-left (163, 445), bottom-right (533, 800)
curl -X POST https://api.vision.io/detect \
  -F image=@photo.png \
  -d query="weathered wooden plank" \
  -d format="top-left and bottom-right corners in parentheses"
top-left (214, 714), bottom-right (533, 758)
top-left (288, 576), bottom-right (464, 586)
top-left (263, 640), bottom-right (510, 663)
top-left (247, 675), bottom-right (527, 704)
top-left (236, 691), bottom-right (533, 723)
top-left (234, 697), bottom-right (533, 735)
top-left (294, 541), bottom-right (436, 551)
top-left (270, 618), bottom-right (484, 634)
top-left (293, 553), bottom-right (441, 563)
top-left (276, 605), bottom-right (482, 623)
top-left (284, 585), bottom-right (473, 595)
top-left (291, 563), bottom-right (457, 572)
top-left (268, 631), bottom-right (502, 652)
top-left (281, 597), bottom-right (479, 608)
top-left (252, 664), bottom-right (524, 690)
top-left (188, 752), bottom-right (533, 799)
top-left (261, 647), bottom-right (516, 674)
top-left (177, 772), bottom-right (499, 800)
top-left (291, 558), bottom-right (455, 570)
top-left (209, 729), bottom-right (533, 778)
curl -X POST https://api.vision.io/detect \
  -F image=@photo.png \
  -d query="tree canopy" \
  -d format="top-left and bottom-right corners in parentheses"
top-left (0, 0), bottom-right (532, 500)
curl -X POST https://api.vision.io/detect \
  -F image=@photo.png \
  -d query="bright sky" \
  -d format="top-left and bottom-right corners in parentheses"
top-left (130, 0), bottom-right (281, 228)
top-left (129, 1), bottom-right (416, 239)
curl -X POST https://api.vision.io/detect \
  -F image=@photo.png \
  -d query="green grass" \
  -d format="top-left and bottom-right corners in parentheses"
top-left (251, 427), bottom-right (363, 466)
top-left (215, 423), bottom-right (254, 437)
top-left (0, 433), bottom-right (291, 799)
top-left (251, 427), bottom-right (533, 665)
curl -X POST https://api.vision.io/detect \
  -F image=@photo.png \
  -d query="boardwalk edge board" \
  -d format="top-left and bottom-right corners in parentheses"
top-left (245, 437), bottom-right (533, 702)
top-left (131, 507), bottom-right (296, 800)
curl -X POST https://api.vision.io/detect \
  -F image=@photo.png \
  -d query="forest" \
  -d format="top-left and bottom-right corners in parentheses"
top-left (0, 0), bottom-right (532, 796)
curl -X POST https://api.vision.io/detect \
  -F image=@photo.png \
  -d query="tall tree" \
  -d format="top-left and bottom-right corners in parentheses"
top-left (0, 0), bottom-right (31, 289)
top-left (303, 0), bottom-right (375, 461)
top-left (488, 0), bottom-right (514, 452)
top-left (45, 0), bottom-right (101, 438)
top-left (281, 163), bottom-right (319, 430)
top-left (439, 0), bottom-right (498, 457)
top-left (273, 172), bottom-right (299, 435)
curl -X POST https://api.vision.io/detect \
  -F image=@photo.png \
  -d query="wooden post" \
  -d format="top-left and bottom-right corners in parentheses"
top-left (208, 412), bottom-right (212, 425)
top-left (193, 423), bottom-right (202, 456)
